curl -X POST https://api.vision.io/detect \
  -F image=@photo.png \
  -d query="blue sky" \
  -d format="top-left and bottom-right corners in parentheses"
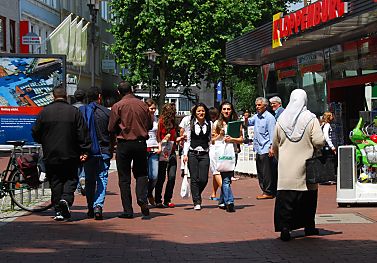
top-left (288, 1), bottom-right (305, 12)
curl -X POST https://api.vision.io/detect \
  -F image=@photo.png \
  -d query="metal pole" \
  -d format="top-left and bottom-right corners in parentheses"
top-left (149, 61), bottom-right (153, 98)
top-left (90, 8), bottom-right (97, 87)
top-left (91, 34), bottom-right (95, 87)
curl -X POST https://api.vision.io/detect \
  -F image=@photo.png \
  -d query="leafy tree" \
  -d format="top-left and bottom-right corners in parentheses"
top-left (109, 0), bottom-right (293, 108)
top-left (226, 67), bottom-right (258, 113)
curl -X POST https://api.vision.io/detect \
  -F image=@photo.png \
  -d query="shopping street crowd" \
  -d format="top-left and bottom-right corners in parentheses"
top-left (31, 81), bottom-right (338, 242)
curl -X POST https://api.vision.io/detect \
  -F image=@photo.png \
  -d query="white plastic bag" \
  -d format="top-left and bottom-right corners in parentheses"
top-left (215, 142), bottom-right (236, 172)
top-left (180, 174), bottom-right (191, 199)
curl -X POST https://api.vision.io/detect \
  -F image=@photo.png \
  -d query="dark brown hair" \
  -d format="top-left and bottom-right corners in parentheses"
top-left (216, 101), bottom-right (238, 134)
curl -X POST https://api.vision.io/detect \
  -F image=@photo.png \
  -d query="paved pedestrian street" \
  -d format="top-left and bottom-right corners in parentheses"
top-left (1, 170), bottom-right (377, 263)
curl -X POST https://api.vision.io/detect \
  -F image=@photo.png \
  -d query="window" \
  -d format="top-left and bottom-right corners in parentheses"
top-left (101, 42), bottom-right (116, 74)
top-left (101, 1), bottom-right (109, 21)
top-left (10, 20), bottom-right (15, 53)
top-left (40, 0), bottom-right (57, 8)
top-left (0, 16), bottom-right (6, 51)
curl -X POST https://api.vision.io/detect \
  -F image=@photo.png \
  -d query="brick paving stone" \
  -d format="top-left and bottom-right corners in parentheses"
top-left (1, 156), bottom-right (377, 262)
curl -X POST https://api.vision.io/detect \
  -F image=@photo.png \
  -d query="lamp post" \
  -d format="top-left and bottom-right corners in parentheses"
top-left (144, 49), bottom-right (159, 98)
top-left (87, 0), bottom-right (100, 88)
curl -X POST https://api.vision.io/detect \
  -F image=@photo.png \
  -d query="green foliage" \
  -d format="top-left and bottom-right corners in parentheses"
top-left (227, 67), bottom-right (258, 112)
top-left (109, 0), bottom-right (292, 105)
top-left (232, 80), bottom-right (257, 113)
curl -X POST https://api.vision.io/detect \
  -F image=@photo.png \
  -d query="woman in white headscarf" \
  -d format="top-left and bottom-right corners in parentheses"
top-left (272, 89), bottom-right (325, 241)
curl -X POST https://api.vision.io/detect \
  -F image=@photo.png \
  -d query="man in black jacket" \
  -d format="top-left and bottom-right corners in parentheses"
top-left (32, 85), bottom-right (91, 221)
top-left (81, 87), bottom-right (113, 220)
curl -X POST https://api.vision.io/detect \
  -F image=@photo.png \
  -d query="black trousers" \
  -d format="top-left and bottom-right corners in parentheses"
top-left (155, 154), bottom-right (177, 204)
top-left (256, 153), bottom-right (277, 196)
top-left (274, 190), bottom-right (318, 232)
top-left (188, 152), bottom-right (210, 205)
top-left (116, 140), bottom-right (148, 214)
top-left (46, 161), bottom-right (79, 211)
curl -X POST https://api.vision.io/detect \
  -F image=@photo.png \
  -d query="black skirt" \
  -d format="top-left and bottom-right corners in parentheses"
top-left (274, 189), bottom-right (318, 232)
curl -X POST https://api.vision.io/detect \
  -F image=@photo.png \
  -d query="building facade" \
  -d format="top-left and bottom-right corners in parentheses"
top-left (0, 0), bottom-right (20, 54)
top-left (227, 0), bottom-right (377, 142)
top-left (18, 0), bottom-right (120, 105)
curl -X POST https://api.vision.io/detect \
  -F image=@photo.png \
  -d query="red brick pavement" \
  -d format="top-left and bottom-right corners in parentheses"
top-left (1, 157), bottom-right (377, 262)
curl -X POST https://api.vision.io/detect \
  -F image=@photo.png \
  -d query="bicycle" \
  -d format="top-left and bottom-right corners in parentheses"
top-left (0, 140), bottom-right (52, 212)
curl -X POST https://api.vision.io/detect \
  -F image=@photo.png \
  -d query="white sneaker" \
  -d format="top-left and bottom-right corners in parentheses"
top-left (53, 212), bottom-right (64, 221)
top-left (39, 172), bottom-right (46, 182)
top-left (194, 204), bottom-right (201, 210)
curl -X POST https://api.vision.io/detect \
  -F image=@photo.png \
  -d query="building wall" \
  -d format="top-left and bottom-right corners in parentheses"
top-left (61, 0), bottom-right (120, 101)
top-left (0, 0), bottom-right (20, 53)
top-left (20, 0), bottom-right (60, 54)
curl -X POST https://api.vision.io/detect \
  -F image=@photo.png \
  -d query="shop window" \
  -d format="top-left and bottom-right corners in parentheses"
top-left (326, 36), bottom-right (377, 80)
top-left (101, 42), bottom-right (116, 74)
top-left (264, 51), bottom-right (327, 115)
top-left (273, 58), bottom-right (299, 108)
top-left (10, 20), bottom-right (15, 53)
top-left (0, 16), bottom-right (6, 51)
top-left (359, 36), bottom-right (377, 76)
top-left (101, 1), bottom-right (109, 21)
top-left (328, 40), bottom-right (359, 79)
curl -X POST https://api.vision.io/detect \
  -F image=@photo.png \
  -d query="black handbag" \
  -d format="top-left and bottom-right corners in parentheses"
top-left (305, 154), bottom-right (337, 184)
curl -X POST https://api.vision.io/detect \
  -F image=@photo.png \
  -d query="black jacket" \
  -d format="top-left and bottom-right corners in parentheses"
top-left (32, 100), bottom-right (92, 165)
top-left (87, 102), bottom-right (112, 157)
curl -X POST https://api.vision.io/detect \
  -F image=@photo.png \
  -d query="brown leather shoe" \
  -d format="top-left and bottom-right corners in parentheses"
top-left (256, 194), bottom-right (275, 200)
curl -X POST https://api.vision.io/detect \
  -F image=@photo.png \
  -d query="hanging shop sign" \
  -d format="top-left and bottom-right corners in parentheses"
top-left (22, 32), bottom-right (42, 45)
top-left (297, 51), bottom-right (325, 75)
top-left (272, 0), bottom-right (348, 48)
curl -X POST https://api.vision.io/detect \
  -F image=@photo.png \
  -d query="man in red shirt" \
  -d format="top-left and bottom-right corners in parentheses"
top-left (108, 81), bottom-right (153, 218)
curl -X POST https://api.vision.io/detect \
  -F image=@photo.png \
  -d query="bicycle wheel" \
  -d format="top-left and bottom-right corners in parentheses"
top-left (9, 169), bottom-right (53, 212)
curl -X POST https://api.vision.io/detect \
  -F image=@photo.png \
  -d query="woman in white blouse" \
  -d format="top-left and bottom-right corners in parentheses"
top-left (183, 103), bottom-right (211, 211)
top-left (321, 112), bottom-right (337, 155)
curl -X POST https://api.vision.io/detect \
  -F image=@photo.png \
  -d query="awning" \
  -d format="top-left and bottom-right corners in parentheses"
top-left (226, 0), bottom-right (377, 66)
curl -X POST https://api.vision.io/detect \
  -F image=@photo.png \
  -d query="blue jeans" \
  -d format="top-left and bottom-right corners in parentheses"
top-left (148, 152), bottom-right (159, 197)
top-left (84, 154), bottom-right (111, 208)
top-left (219, 171), bottom-right (234, 205)
top-left (77, 165), bottom-right (85, 190)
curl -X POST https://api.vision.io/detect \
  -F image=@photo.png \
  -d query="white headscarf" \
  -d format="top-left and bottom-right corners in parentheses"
top-left (277, 89), bottom-right (316, 142)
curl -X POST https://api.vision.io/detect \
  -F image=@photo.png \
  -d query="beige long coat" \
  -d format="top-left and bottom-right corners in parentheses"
top-left (272, 118), bottom-right (325, 191)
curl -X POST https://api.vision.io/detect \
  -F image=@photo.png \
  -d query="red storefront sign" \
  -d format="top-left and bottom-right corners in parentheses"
top-left (273, 0), bottom-right (348, 46)
top-left (19, 21), bottom-right (29, 54)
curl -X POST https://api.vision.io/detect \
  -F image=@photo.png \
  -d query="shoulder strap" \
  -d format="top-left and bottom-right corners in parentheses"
top-left (84, 103), bottom-right (101, 155)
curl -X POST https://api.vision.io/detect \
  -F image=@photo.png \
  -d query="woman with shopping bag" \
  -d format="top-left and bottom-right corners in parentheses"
top-left (154, 103), bottom-right (178, 208)
top-left (182, 103), bottom-right (211, 210)
top-left (212, 101), bottom-right (243, 213)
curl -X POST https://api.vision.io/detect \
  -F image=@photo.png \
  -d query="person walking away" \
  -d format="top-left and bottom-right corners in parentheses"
top-left (72, 89), bottom-right (86, 108)
top-left (212, 101), bottom-right (243, 212)
top-left (269, 96), bottom-right (284, 120)
top-left (248, 97), bottom-right (277, 200)
top-left (183, 103), bottom-right (211, 210)
top-left (145, 99), bottom-right (161, 206)
top-left (178, 113), bottom-right (191, 178)
top-left (272, 89), bottom-right (325, 241)
top-left (80, 87), bottom-right (113, 220)
top-left (208, 107), bottom-right (221, 201)
top-left (32, 85), bottom-right (91, 221)
top-left (108, 81), bottom-right (153, 219)
top-left (320, 111), bottom-right (337, 184)
top-left (72, 89), bottom-right (87, 196)
top-left (154, 103), bottom-right (178, 208)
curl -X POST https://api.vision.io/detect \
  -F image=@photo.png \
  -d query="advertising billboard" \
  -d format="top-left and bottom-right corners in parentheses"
top-left (0, 54), bottom-right (65, 145)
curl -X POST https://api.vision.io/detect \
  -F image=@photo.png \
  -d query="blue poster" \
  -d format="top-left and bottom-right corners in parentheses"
top-left (0, 54), bottom-right (65, 145)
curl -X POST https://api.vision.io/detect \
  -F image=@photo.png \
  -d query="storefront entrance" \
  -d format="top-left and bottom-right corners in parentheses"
top-left (330, 84), bottom-right (366, 133)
